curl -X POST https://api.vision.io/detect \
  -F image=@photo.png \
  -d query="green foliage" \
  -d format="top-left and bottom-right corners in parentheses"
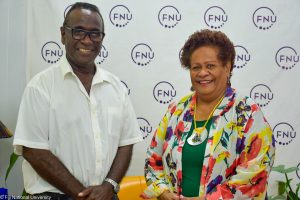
top-left (269, 165), bottom-right (300, 200)
top-left (5, 152), bottom-right (19, 182)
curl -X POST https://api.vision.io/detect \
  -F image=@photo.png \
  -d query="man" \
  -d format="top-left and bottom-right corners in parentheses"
top-left (13, 2), bottom-right (142, 200)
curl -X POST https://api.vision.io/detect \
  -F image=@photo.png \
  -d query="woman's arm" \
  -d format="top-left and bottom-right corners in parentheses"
top-left (141, 103), bottom-right (176, 199)
top-left (206, 99), bottom-right (275, 200)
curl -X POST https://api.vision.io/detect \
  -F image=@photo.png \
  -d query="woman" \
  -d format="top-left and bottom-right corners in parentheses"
top-left (141, 29), bottom-right (275, 200)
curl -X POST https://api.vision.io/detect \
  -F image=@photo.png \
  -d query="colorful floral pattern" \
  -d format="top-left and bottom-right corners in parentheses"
top-left (141, 87), bottom-right (275, 199)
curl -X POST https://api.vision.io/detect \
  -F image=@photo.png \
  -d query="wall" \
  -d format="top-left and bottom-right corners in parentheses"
top-left (0, 0), bottom-right (27, 195)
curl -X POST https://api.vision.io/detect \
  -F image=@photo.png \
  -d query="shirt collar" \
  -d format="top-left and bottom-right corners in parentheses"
top-left (59, 54), bottom-right (111, 84)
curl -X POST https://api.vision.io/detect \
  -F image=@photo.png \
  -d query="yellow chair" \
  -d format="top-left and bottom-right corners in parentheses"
top-left (118, 176), bottom-right (156, 200)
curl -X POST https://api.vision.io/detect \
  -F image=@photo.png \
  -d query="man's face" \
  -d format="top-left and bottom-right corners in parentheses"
top-left (61, 8), bottom-right (104, 69)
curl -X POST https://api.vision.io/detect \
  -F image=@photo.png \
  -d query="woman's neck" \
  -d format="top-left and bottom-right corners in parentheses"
top-left (195, 91), bottom-right (225, 121)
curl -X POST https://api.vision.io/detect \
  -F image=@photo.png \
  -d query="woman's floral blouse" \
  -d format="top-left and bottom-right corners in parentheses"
top-left (141, 87), bottom-right (275, 200)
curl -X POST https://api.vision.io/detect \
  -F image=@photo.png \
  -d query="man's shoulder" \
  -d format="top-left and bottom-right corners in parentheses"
top-left (27, 63), bottom-right (60, 89)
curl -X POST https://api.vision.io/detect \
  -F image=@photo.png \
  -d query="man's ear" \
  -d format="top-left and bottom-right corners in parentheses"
top-left (60, 26), bottom-right (66, 45)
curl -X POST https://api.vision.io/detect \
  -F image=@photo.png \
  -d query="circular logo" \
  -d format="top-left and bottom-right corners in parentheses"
top-left (204, 6), bottom-right (228, 29)
top-left (121, 80), bottom-right (130, 95)
top-left (41, 41), bottom-right (64, 64)
top-left (109, 5), bottom-right (132, 27)
top-left (273, 122), bottom-right (296, 146)
top-left (137, 117), bottom-right (152, 139)
top-left (153, 81), bottom-right (176, 104)
top-left (131, 43), bottom-right (154, 66)
top-left (234, 45), bottom-right (251, 69)
top-left (275, 46), bottom-right (299, 70)
top-left (252, 7), bottom-right (277, 30)
top-left (158, 5), bottom-right (181, 28)
top-left (250, 84), bottom-right (274, 107)
top-left (178, 48), bottom-right (183, 62)
top-left (95, 45), bottom-right (108, 65)
top-left (64, 4), bottom-right (73, 18)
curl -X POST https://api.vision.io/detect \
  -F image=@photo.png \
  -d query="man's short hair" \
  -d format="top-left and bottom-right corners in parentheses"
top-left (63, 2), bottom-right (104, 31)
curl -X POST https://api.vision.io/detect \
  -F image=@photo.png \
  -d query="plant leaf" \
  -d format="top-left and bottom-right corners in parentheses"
top-left (287, 190), bottom-right (299, 200)
top-left (5, 152), bottom-right (20, 182)
top-left (22, 189), bottom-right (28, 197)
top-left (272, 165), bottom-right (285, 173)
top-left (268, 195), bottom-right (287, 200)
top-left (296, 183), bottom-right (300, 198)
top-left (283, 167), bottom-right (299, 174)
top-left (278, 181), bottom-right (286, 195)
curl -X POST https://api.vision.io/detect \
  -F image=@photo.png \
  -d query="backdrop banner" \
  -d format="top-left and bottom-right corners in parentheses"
top-left (25, 0), bottom-right (300, 196)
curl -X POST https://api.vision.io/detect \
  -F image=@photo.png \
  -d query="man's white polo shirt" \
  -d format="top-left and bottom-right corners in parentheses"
top-left (13, 55), bottom-right (143, 194)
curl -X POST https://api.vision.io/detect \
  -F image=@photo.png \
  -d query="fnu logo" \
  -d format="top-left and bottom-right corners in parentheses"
top-left (109, 5), bottom-right (132, 28)
top-left (137, 117), bottom-right (152, 139)
top-left (95, 45), bottom-right (108, 65)
top-left (275, 46), bottom-right (299, 70)
top-left (234, 45), bottom-right (251, 69)
top-left (252, 7), bottom-right (276, 30)
top-left (153, 81), bottom-right (176, 104)
top-left (273, 122), bottom-right (296, 146)
top-left (121, 80), bottom-right (130, 95)
top-left (131, 43), bottom-right (154, 66)
top-left (158, 5), bottom-right (181, 28)
top-left (204, 6), bottom-right (228, 29)
top-left (41, 41), bottom-right (63, 64)
top-left (250, 84), bottom-right (273, 107)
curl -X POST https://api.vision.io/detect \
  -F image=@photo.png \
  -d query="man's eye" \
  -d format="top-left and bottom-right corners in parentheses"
top-left (73, 29), bottom-right (85, 35)
top-left (91, 32), bottom-right (101, 37)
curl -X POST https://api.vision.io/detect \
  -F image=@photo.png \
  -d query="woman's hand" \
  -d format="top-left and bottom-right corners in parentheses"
top-left (158, 190), bottom-right (180, 200)
top-left (180, 196), bottom-right (205, 200)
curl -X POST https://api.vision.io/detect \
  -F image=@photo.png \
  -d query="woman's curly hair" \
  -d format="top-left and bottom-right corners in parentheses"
top-left (180, 29), bottom-right (235, 73)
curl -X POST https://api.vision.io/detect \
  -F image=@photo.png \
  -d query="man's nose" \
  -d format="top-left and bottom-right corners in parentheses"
top-left (81, 33), bottom-right (93, 44)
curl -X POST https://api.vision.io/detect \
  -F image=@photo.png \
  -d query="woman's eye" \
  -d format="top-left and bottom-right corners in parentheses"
top-left (191, 66), bottom-right (200, 71)
top-left (207, 64), bottom-right (214, 69)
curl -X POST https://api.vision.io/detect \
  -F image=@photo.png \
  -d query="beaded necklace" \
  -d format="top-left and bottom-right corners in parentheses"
top-left (187, 95), bottom-right (224, 145)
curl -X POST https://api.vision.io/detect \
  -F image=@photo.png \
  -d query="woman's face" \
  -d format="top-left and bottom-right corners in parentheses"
top-left (189, 45), bottom-right (230, 101)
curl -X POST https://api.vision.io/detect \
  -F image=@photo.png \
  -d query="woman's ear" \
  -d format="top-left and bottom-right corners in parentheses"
top-left (225, 62), bottom-right (231, 73)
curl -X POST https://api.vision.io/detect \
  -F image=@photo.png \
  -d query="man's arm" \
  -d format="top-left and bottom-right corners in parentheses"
top-left (105, 144), bottom-right (133, 183)
top-left (23, 147), bottom-right (85, 199)
top-left (78, 144), bottom-right (133, 200)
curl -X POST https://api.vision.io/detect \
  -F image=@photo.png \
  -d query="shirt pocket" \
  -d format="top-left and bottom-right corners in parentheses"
top-left (107, 106), bottom-right (122, 138)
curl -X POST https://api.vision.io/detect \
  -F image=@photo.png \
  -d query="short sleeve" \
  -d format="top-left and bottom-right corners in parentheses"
top-left (13, 86), bottom-right (50, 155)
top-left (118, 93), bottom-right (143, 146)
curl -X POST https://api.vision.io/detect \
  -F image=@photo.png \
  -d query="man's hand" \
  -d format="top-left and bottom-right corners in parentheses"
top-left (78, 182), bottom-right (114, 200)
top-left (158, 190), bottom-right (180, 200)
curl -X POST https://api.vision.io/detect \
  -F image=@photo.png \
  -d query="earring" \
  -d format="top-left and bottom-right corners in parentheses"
top-left (227, 72), bottom-right (232, 85)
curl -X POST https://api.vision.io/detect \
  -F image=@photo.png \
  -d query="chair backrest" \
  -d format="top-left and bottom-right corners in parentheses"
top-left (118, 176), bottom-right (156, 200)
top-left (0, 121), bottom-right (13, 139)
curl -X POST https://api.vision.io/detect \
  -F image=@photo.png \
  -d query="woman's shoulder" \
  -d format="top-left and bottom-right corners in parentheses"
top-left (231, 88), bottom-right (261, 113)
top-left (178, 92), bottom-right (194, 104)
top-left (166, 92), bottom-right (194, 113)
